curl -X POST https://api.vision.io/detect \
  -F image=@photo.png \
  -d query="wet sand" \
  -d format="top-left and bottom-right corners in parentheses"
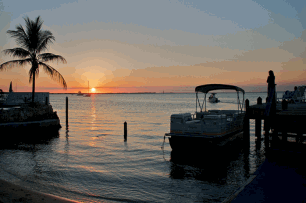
top-left (0, 179), bottom-right (80, 203)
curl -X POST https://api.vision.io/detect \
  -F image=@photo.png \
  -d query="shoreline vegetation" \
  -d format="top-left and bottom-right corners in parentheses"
top-left (0, 179), bottom-right (79, 203)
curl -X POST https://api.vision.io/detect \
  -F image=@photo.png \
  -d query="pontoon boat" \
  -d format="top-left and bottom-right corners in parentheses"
top-left (165, 84), bottom-right (245, 151)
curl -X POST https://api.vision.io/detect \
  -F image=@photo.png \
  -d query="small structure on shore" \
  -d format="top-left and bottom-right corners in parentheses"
top-left (0, 88), bottom-right (61, 134)
top-left (9, 81), bottom-right (13, 93)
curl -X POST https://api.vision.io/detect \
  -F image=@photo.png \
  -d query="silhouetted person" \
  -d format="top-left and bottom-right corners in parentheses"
top-left (267, 70), bottom-right (276, 117)
top-left (267, 70), bottom-right (275, 101)
top-left (294, 86), bottom-right (297, 91)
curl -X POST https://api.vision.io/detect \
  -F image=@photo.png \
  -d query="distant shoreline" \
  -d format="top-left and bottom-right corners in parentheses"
top-left (1, 91), bottom-right (276, 94)
top-left (49, 92), bottom-right (270, 94)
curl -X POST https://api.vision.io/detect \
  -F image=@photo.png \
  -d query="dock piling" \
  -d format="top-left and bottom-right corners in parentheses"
top-left (243, 99), bottom-right (250, 146)
top-left (257, 97), bottom-right (262, 105)
top-left (255, 97), bottom-right (262, 140)
top-left (297, 132), bottom-right (302, 144)
top-left (124, 121), bottom-right (127, 141)
top-left (66, 97), bottom-right (68, 127)
top-left (264, 118), bottom-right (270, 135)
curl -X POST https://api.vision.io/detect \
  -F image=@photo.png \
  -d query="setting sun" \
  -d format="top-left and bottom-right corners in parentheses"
top-left (91, 88), bottom-right (96, 93)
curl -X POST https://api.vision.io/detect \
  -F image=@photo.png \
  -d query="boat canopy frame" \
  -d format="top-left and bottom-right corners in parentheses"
top-left (195, 84), bottom-right (245, 113)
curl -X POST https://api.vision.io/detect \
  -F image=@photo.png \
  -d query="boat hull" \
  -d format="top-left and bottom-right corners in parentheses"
top-left (167, 129), bottom-right (243, 152)
top-left (208, 98), bottom-right (219, 103)
top-left (0, 118), bottom-right (61, 132)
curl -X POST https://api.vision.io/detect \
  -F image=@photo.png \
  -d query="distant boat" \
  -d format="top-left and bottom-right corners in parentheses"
top-left (77, 91), bottom-right (83, 96)
top-left (84, 81), bottom-right (91, 97)
top-left (208, 93), bottom-right (219, 103)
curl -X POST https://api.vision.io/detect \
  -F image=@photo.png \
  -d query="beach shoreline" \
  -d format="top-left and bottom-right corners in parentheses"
top-left (0, 179), bottom-right (80, 203)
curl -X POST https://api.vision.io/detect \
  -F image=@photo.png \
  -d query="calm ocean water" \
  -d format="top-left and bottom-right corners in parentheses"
top-left (0, 92), bottom-right (279, 202)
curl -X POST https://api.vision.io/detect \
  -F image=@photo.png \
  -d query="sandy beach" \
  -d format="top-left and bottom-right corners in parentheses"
top-left (0, 179), bottom-right (80, 203)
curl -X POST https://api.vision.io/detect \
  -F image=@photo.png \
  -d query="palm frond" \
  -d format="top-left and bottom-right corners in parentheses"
top-left (2, 48), bottom-right (31, 58)
top-left (38, 53), bottom-right (67, 64)
top-left (39, 62), bottom-right (67, 89)
top-left (28, 66), bottom-right (39, 83)
top-left (37, 31), bottom-right (55, 53)
top-left (7, 25), bottom-right (30, 49)
top-left (23, 16), bottom-right (44, 53)
top-left (0, 59), bottom-right (31, 71)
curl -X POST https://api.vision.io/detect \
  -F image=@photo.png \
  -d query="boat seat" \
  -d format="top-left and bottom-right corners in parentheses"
top-left (208, 110), bottom-right (220, 114)
top-left (196, 112), bottom-right (209, 119)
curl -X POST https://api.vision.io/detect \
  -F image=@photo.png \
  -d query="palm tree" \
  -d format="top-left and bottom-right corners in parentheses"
top-left (0, 16), bottom-right (67, 103)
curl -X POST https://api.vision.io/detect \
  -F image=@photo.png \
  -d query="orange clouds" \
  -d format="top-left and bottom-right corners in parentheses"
top-left (95, 59), bottom-right (306, 92)
top-left (99, 61), bottom-right (282, 87)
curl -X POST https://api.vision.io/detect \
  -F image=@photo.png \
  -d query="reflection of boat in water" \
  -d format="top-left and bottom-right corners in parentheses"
top-left (208, 93), bottom-right (219, 103)
top-left (77, 91), bottom-right (83, 96)
top-left (1, 130), bottom-right (59, 149)
top-left (169, 144), bottom-right (249, 184)
top-left (165, 84), bottom-right (245, 152)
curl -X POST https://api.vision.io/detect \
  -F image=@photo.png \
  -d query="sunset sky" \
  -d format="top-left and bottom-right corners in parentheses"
top-left (1, 0), bottom-right (306, 93)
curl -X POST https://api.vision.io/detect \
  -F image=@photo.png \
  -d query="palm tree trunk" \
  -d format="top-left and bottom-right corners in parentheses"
top-left (32, 71), bottom-right (35, 103)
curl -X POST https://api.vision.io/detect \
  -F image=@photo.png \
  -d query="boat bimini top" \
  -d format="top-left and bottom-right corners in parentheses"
top-left (195, 84), bottom-right (245, 113)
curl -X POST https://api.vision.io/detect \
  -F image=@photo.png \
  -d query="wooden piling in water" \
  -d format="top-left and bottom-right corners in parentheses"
top-left (243, 99), bottom-right (250, 146)
top-left (255, 97), bottom-right (262, 140)
top-left (264, 118), bottom-right (270, 135)
top-left (264, 131), bottom-right (270, 149)
top-left (255, 119), bottom-right (262, 140)
top-left (124, 121), bottom-right (127, 141)
top-left (66, 97), bottom-right (68, 127)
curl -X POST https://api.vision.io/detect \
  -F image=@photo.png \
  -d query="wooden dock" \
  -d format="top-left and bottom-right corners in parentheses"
top-left (243, 98), bottom-right (306, 153)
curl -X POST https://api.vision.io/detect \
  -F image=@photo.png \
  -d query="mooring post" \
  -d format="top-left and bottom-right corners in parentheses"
top-left (264, 132), bottom-right (270, 150)
top-left (255, 97), bottom-right (262, 141)
top-left (124, 121), bottom-right (127, 141)
top-left (66, 97), bottom-right (68, 127)
top-left (264, 119), bottom-right (268, 134)
top-left (243, 99), bottom-right (250, 146)
top-left (264, 116), bottom-right (270, 149)
top-left (257, 97), bottom-right (262, 105)
top-left (271, 127), bottom-right (278, 144)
